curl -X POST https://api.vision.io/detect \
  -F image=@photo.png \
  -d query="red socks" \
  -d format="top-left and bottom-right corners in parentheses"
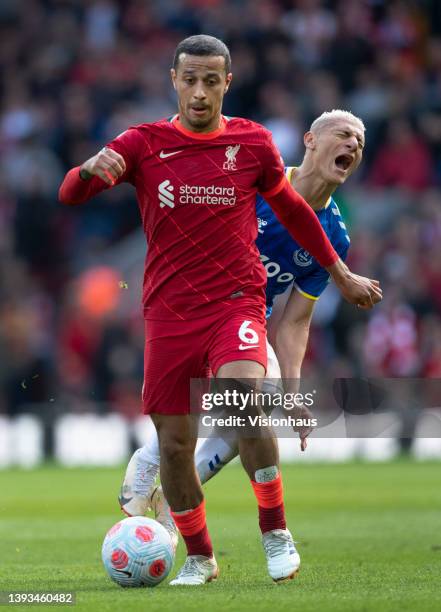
top-left (251, 473), bottom-right (287, 533)
top-left (170, 473), bottom-right (286, 555)
top-left (171, 499), bottom-right (213, 558)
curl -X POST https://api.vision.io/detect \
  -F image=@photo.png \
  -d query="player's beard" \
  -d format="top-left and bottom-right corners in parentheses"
top-left (187, 114), bottom-right (212, 130)
top-left (186, 105), bottom-right (219, 131)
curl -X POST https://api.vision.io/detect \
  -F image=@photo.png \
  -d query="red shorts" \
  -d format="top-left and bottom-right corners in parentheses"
top-left (142, 299), bottom-right (267, 415)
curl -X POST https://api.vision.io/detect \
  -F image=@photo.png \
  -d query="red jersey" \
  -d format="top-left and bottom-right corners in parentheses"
top-left (64, 115), bottom-right (286, 320)
top-left (59, 114), bottom-right (339, 320)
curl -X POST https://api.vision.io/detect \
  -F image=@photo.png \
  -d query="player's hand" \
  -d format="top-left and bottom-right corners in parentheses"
top-left (292, 404), bottom-right (314, 452)
top-left (328, 260), bottom-right (382, 309)
top-left (80, 147), bottom-right (126, 186)
top-left (339, 273), bottom-right (382, 309)
top-left (355, 277), bottom-right (382, 309)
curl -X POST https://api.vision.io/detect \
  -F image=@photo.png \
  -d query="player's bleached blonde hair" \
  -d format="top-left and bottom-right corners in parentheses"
top-left (310, 110), bottom-right (365, 134)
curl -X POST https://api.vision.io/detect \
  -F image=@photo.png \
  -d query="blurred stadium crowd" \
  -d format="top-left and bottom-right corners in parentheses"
top-left (1, 0), bottom-right (441, 420)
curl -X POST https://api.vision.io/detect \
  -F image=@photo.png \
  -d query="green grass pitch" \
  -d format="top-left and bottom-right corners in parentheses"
top-left (1, 460), bottom-right (440, 611)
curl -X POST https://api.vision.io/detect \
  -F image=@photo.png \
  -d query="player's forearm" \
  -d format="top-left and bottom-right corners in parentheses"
top-left (265, 180), bottom-right (339, 269)
top-left (58, 166), bottom-right (105, 205)
top-left (275, 320), bottom-right (310, 393)
top-left (324, 258), bottom-right (352, 285)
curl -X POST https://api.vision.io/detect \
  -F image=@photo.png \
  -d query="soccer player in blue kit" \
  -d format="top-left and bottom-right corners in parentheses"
top-left (119, 109), bottom-right (370, 547)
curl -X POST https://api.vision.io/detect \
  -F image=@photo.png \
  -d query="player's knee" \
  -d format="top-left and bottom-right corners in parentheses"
top-left (159, 434), bottom-right (194, 465)
top-left (151, 415), bottom-right (196, 465)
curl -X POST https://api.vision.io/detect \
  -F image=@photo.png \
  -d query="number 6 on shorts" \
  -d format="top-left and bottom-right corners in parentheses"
top-left (238, 320), bottom-right (259, 349)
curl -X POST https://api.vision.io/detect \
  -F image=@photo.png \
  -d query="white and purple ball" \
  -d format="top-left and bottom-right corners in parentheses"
top-left (102, 516), bottom-right (175, 587)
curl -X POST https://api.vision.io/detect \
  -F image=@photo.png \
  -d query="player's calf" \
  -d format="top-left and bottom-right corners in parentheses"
top-left (196, 436), bottom-right (238, 483)
top-left (152, 413), bottom-right (216, 571)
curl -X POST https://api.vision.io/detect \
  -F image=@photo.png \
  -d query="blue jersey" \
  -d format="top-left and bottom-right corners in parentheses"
top-left (256, 167), bottom-right (350, 317)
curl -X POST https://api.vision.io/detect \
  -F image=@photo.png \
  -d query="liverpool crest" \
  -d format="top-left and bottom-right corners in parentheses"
top-left (223, 144), bottom-right (240, 171)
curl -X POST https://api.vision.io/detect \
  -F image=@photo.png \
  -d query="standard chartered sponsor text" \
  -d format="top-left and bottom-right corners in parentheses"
top-left (180, 184), bottom-right (236, 205)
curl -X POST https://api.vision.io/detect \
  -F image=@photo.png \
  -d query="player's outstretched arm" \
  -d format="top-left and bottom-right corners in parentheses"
top-left (275, 290), bottom-right (315, 451)
top-left (59, 147), bottom-right (126, 205)
top-left (275, 289), bottom-right (315, 383)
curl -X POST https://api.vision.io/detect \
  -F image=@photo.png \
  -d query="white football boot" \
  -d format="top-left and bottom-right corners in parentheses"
top-left (262, 529), bottom-right (300, 582)
top-left (170, 555), bottom-right (219, 586)
top-left (150, 485), bottom-right (179, 553)
top-left (118, 449), bottom-right (158, 517)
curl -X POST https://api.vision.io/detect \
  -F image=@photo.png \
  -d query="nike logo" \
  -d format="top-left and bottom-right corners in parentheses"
top-left (117, 570), bottom-right (132, 577)
top-left (118, 494), bottom-right (132, 507)
top-left (159, 150), bottom-right (183, 159)
top-left (239, 344), bottom-right (259, 351)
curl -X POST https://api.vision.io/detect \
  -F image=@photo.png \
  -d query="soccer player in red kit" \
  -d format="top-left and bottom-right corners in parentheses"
top-left (59, 35), bottom-right (382, 585)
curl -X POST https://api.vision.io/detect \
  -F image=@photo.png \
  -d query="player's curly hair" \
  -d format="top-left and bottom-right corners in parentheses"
top-left (173, 35), bottom-right (231, 74)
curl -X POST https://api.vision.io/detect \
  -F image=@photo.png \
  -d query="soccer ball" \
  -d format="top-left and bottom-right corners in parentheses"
top-left (102, 516), bottom-right (175, 587)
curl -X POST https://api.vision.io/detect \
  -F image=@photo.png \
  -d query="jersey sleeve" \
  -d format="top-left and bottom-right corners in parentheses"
top-left (58, 126), bottom-right (147, 205)
top-left (294, 268), bottom-right (331, 301)
top-left (105, 127), bottom-right (147, 186)
top-left (256, 129), bottom-right (286, 197)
